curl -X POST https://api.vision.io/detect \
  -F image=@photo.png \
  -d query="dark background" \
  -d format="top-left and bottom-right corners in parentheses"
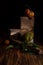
top-left (0, 0), bottom-right (43, 28)
top-left (0, 0), bottom-right (43, 44)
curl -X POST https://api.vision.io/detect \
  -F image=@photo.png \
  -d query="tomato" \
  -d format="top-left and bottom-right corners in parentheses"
top-left (29, 11), bottom-right (34, 17)
top-left (4, 40), bottom-right (10, 45)
top-left (25, 9), bottom-right (30, 16)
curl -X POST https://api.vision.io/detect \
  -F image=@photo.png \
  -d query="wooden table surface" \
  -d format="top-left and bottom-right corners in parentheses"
top-left (0, 46), bottom-right (43, 65)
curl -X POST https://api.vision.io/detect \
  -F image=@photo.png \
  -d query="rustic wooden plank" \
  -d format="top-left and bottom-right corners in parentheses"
top-left (31, 55), bottom-right (41, 65)
top-left (29, 54), bottom-right (36, 65)
top-left (0, 47), bottom-right (43, 65)
top-left (37, 55), bottom-right (43, 65)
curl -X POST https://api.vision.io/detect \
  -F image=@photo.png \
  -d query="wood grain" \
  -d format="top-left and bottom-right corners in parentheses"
top-left (0, 47), bottom-right (43, 65)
